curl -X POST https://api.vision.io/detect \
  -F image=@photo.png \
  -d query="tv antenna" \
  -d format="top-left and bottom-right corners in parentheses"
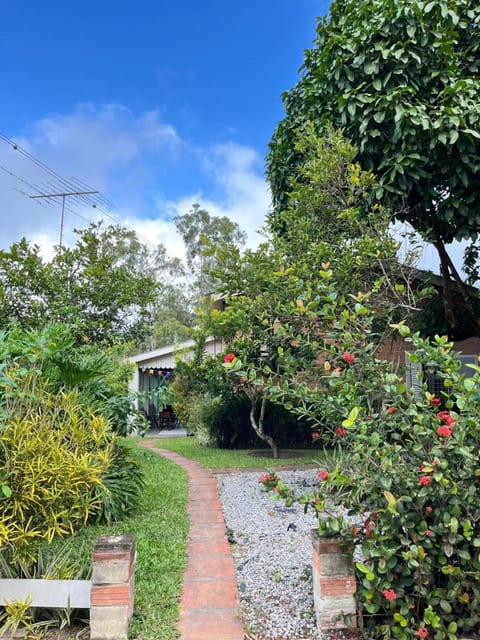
top-left (30, 189), bottom-right (99, 247)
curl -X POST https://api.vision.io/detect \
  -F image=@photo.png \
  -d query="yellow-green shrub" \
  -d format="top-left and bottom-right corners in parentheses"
top-left (0, 386), bottom-right (114, 565)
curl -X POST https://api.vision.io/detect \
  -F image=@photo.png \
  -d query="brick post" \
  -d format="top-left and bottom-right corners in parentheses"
top-left (311, 530), bottom-right (357, 630)
top-left (90, 534), bottom-right (136, 640)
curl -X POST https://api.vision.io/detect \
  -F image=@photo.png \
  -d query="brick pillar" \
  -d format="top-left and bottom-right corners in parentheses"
top-left (90, 534), bottom-right (136, 640)
top-left (311, 530), bottom-right (357, 630)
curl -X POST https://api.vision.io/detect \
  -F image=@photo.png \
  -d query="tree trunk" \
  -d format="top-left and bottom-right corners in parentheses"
top-left (247, 391), bottom-right (279, 459)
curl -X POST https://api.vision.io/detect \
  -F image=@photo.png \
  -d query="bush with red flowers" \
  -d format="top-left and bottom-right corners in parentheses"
top-left (262, 323), bottom-right (480, 639)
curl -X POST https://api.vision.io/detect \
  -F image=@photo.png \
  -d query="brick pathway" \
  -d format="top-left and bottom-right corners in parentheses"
top-left (141, 441), bottom-right (245, 640)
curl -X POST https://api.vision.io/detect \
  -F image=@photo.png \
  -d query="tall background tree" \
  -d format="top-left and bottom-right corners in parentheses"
top-left (268, 0), bottom-right (480, 338)
top-left (174, 203), bottom-right (247, 299)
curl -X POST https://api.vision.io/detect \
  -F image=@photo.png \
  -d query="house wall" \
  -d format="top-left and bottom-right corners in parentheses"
top-left (377, 335), bottom-right (480, 370)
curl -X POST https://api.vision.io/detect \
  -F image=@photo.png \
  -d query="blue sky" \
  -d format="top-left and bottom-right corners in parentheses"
top-left (0, 1), bottom-right (334, 258)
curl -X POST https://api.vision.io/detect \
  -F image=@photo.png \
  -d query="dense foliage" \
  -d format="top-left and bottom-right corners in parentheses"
top-left (268, 0), bottom-right (480, 335)
top-left (260, 293), bottom-right (480, 638)
top-left (0, 223), bottom-right (159, 346)
top-left (0, 324), bottom-right (145, 565)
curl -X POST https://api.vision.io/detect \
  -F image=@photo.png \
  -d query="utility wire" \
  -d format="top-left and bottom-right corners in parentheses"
top-left (0, 132), bottom-right (158, 250)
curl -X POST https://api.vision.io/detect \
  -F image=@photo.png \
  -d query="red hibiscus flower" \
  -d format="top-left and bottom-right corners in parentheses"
top-left (317, 470), bottom-right (329, 481)
top-left (419, 476), bottom-right (432, 486)
top-left (383, 589), bottom-right (397, 601)
top-left (223, 353), bottom-right (236, 363)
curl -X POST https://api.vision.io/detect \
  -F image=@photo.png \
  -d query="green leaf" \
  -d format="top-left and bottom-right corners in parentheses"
top-left (1, 485), bottom-right (12, 498)
top-left (342, 406), bottom-right (359, 427)
top-left (439, 600), bottom-right (452, 614)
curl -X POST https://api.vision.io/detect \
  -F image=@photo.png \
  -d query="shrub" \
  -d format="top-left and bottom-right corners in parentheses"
top-left (94, 438), bottom-right (145, 524)
top-left (270, 331), bottom-right (480, 639)
top-left (0, 380), bottom-right (113, 565)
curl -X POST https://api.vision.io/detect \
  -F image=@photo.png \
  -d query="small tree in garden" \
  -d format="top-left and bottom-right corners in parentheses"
top-left (215, 128), bottom-right (418, 453)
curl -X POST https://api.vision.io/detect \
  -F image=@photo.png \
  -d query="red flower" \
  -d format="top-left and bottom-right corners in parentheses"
top-left (424, 529), bottom-right (432, 536)
top-left (383, 589), bottom-right (397, 601)
top-left (418, 628), bottom-right (428, 639)
top-left (430, 397), bottom-right (441, 406)
top-left (317, 470), bottom-right (329, 481)
top-left (223, 353), bottom-right (236, 363)
top-left (419, 476), bottom-right (432, 486)
top-left (425, 506), bottom-right (433, 513)
top-left (437, 425), bottom-right (453, 438)
top-left (312, 432), bottom-right (321, 440)
top-left (335, 427), bottom-right (348, 438)
top-left (436, 410), bottom-right (455, 425)
top-left (386, 406), bottom-right (395, 415)
top-left (341, 351), bottom-right (355, 363)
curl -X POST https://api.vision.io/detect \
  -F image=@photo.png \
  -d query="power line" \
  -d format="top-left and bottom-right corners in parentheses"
top-left (0, 132), bottom-right (158, 250)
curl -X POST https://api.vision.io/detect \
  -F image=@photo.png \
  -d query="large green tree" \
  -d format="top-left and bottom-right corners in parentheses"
top-left (268, 0), bottom-right (480, 336)
top-left (0, 222), bottom-right (158, 345)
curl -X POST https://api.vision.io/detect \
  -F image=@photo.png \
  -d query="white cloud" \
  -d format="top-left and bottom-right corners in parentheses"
top-left (0, 103), bottom-right (269, 264)
top-left (123, 142), bottom-right (271, 261)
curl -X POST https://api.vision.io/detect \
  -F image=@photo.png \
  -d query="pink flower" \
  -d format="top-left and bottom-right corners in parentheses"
top-left (424, 529), bottom-right (432, 536)
top-left (425, 505), bottom-right (433, 513)
top-left (437, 425), bottom-right (453, 438)
top-left (317, 470), bottom-right (329, 481)
top-left (335, 427), bottom-right (348, 438)
top-left (312, 431), bottom-right (321, 440)
top-left (430, 398), bottom-right (441, 406)
top-left (223, 353), bottom-right (236, 363)
top-left (383, 589), bottom-right (397, 601)
top-left (419, 476), bottom-right (432, 486)
top-left (386, 406), bottom-right (395, 415)
top-left (418, 628), bottom-right (428, 639)
top-left (341, 351), bottom-right (355, 363)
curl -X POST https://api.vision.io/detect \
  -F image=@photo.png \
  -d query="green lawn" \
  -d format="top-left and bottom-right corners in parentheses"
top-left (146, 435), bottom-right (326, 469)
top-left (49, 443), bottom-right (189, 640)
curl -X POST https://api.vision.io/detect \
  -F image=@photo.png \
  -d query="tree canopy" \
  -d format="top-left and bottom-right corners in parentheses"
top-left (267, 0), bottom-right (480, 334)
top-left (0, 222), bottom-right (158, 346)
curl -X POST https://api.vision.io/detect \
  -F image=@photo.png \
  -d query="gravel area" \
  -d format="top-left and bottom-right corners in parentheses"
top-left (217, 468), bottom-right (323, 640)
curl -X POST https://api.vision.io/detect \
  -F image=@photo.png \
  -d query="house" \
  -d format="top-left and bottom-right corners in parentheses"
top-left (128, 336), bottom-right (224, 430)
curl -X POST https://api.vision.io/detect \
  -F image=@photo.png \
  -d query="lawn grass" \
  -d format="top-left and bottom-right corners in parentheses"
top-left (48, 442), bottom-right (189, 640)
top-left (146, 435), bottom-right (328, 469)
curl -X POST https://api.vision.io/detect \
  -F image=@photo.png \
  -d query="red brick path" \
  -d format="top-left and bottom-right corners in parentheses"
top-left (141, 441), bottom-right (245, 640)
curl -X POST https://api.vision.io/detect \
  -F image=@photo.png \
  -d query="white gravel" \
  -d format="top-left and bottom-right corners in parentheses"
top-left (217, 468), bottom-right (323, 640)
